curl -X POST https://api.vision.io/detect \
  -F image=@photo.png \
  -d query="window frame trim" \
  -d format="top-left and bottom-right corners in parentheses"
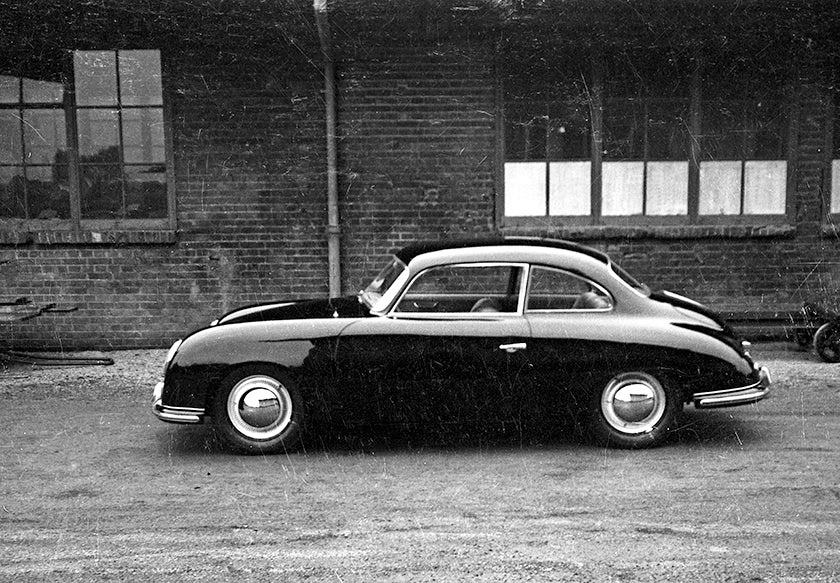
top-left (390, 262), bottom-right (530, 317)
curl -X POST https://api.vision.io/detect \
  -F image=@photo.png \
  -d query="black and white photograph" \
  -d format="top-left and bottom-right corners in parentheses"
top-left (1, 0), bottom-right (839, 580)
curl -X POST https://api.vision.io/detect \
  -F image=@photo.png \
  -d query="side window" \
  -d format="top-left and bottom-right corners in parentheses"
top-left (395, 264), bottom-right (521, 313)
top-left (526, 266), bottom-right (612, 311)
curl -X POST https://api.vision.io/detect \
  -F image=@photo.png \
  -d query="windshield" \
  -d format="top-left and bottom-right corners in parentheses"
top-left (359, 257), bottom-right (408, 311)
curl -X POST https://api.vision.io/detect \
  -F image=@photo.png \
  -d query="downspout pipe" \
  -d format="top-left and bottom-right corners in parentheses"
top-left (314, 0), bottom-right (341, 297)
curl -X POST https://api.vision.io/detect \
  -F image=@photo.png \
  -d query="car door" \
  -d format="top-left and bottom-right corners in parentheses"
top-left (332, 263), bottom-right (532, 434)
top-left (522, 265), bottom-right (617, 408)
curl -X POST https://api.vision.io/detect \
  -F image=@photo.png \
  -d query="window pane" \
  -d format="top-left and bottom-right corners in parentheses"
top-left (80, 163), bottom-right (123, 219)
top-left (646, 161), bottom-right (688, 215)
top-left (23, 109), bottom-right (66, 165)
top-left (504, 162), bottom-right (546, 216)
top-left (549, 161), bottom-right (590, 215)
top-left (77, 108), bottom-right (120, 159)
top-left (744, 161), bottom-right (786, 214)
top-left (0, 76), bottom-right (20, 103)
top-left (602, 161), bottom-right (644, 215)
top-left (833, 103), bottom-right (840, 214)
top-left (702, 103), bottom-right (744, 160)
top-left (119, 50), bottom-right (163, 106)
top-left (833, 160), bottom-right (840, 214)
top-left (747, 101), bottom-right (787, 160)
top-left (125, 167), bottom-right (166, 218)
top-left (603, 101), bottom-right (644, 160)
top-left (25, 165), bottom-right (70, 219)
top-left (647, 100), bottom-right (690, 161)
top-left (546, 103), bottom-right (590, 160)
top-left (22, 78), bottom-right (63, 104)
top-left (505, 105), bottom-right (547, 161)
top-left (699, 161), bottom-right (741, 215)
top-left (0, 166), bottom-right (25, 218)
top-left (0, 110), bottom-right (22, 163)
top-left (122, 108), bottom-right (165, 164)
top-left (74, 51), bottom-right (118, 106)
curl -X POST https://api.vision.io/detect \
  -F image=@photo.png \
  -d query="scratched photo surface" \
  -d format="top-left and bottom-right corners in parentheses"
top-left (2, 1), bottom-right (839, 581)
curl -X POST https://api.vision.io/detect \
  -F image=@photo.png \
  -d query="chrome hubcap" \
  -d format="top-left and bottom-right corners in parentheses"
top-left (227, 375), bottom-right (293, 440)
top-left (601, 372), bottom-right (666, 435)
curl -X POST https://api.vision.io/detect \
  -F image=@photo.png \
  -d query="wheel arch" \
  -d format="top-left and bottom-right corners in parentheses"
top-left (212, 362), bottom-right (305, 454)
top-left (163, 328), bottom-right (329, 411)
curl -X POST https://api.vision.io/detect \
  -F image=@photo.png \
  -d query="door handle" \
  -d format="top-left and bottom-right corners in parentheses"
top-left (499, 342), bottom-right (527, 353)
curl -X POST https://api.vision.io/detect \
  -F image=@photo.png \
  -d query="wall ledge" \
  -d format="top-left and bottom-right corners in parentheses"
top-left (0, 230), bottom-right (178, 246)
top-left (502, 224), bottom-right (797, 240)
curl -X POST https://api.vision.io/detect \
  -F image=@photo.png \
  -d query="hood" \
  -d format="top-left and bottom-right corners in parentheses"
top-left (214, 296), bottom-right (370, 326)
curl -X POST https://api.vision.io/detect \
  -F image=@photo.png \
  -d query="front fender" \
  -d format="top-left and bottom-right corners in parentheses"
top-left (162, 319), bottom-right (352, 409)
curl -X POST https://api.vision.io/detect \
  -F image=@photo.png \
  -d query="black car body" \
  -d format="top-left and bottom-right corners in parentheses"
top-left (153, 238), bottom-right (770, 452)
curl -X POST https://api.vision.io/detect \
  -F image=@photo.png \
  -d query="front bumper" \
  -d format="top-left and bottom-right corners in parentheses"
top-left (152, 382), bottom-right (206, 424)
top-left (693, 366), bottom-right (771, 409)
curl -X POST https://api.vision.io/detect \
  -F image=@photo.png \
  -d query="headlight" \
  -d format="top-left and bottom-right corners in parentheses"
top-left (163, 339), bottom-right (183, 375)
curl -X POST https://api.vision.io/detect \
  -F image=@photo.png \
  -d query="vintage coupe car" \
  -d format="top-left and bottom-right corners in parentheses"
top-left (153, 238), bottom-right (770, 452)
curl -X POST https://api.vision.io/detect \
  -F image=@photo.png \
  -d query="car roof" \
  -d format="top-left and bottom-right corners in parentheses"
top-left (394, 237), bottom-right (610, 265)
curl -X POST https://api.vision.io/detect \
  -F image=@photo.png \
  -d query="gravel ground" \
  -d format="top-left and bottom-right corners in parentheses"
top-left (1, 342), bottom-right (838, 582)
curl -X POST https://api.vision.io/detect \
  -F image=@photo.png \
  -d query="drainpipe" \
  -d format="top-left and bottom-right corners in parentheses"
top-left (314, 0), bottom-right (342, 297)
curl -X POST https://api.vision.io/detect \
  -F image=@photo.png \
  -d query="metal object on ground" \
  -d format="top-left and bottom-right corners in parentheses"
top-left (1, 297), bottom-right (111, 366)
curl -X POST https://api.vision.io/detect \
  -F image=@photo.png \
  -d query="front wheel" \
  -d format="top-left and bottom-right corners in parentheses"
top-left (589, 371), bottom-right (679, 449)
top-left (213, 364), bottom-right (304, 454)
top-left (814, 321), bottom-right (840, 363)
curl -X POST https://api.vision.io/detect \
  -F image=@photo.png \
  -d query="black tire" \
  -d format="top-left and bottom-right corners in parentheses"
top-left (814, 321), bottom-right (840, 363)
top-left (213, 364), bottom-right (304, 454)
top-left (588, 371), bottom-right (679, 449)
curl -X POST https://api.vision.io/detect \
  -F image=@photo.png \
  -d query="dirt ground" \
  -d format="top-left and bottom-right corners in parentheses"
top-left (0, 343), bottom-right (838, 582)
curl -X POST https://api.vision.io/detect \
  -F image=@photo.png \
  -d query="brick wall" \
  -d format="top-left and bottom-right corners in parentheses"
top-left (337, 44), bottom-right (498, 288)
top-left (3, 1), bottom-right (839, 350)
top-left (2, 3), bottom-right (332, 350)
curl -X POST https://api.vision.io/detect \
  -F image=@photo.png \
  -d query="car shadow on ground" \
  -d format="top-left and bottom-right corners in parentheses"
top-left (669, 408), bottom-right (769, 447)
top-left (153, 406), bottom-right (767, 457)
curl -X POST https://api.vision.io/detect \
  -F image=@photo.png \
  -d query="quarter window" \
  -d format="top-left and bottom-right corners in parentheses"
top-left (0, 49), bottom-right (170, 227)
top-left (526, 267), bottom-right (612, 311)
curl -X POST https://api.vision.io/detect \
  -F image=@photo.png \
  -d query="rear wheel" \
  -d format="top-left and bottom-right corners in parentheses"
top-left (814, 321), bottom-right (840, 363)
top-left (589, 371), bottom-right (679, 449)
top-left (213, 364), bottom-right (304, 454)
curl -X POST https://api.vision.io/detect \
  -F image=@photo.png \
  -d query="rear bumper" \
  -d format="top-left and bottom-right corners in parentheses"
top-left (152, 382), bottom-right (206, 424)
top-left (693, 366), bottom-right (771, 409)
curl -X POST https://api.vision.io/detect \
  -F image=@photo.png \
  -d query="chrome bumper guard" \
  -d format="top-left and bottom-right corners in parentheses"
top-left (693, 367), bottom-right (771, 409)
top-left (152, 382), bottom-right (205, 424)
